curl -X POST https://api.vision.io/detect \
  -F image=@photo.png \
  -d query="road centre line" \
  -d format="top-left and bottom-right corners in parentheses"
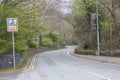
top-left (89, 72), bottom-right (111, 80)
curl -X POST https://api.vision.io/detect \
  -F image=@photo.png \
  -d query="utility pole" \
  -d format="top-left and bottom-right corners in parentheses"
top-left (110, 0), bottom-right (114, 54)
top-left (96, 0), bottom-right (100, 56)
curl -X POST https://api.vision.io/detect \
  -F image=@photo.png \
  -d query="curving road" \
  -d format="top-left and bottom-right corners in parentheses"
top-left (0, 46), bottom-right (120, 80)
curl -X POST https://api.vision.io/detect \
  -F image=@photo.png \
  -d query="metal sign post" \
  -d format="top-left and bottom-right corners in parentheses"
top-left (7, 18), bottom-right (18, 69)
top-left (96, 0), bottom-right (100, 56)
top-left (12, 32), bottom-right (15, 68)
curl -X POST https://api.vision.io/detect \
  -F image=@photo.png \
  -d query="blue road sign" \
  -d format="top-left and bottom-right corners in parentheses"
top-left (8, 19), bottom-right (14, 25)
top-left (7, 18), bottom-right (18, 32)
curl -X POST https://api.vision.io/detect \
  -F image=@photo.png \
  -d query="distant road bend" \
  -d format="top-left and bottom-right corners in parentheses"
top-left (0, 46), bottom-right (120, 80)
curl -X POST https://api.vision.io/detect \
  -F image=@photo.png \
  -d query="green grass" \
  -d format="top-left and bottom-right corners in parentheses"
top-left (0, 56), bottom-right (30, 72)
top-left (16, 56), bottom-right (30, 69)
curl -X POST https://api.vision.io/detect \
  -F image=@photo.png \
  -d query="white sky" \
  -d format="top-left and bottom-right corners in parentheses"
top-left (46, 0), bottom-right (73, 15)
top-left (60, 0), bottom-right (73, 15)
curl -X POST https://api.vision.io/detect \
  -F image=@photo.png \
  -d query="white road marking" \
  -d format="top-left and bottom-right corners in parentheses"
top-left (67, 51), bottom-right (71, 56)
top-left (89, 72), bottom-right (111, 80)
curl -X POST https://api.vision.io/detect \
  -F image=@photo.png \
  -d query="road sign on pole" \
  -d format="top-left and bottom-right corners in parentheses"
top-left (7, 18), bottom-right (18, 32)
top-left (7, 18), bottom-right (18, 69)
top-left (90, 13), bottom-right (96, 30)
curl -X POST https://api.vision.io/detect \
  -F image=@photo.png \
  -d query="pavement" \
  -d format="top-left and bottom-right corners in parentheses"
top-left (71, 52), bottom-right (120, 66)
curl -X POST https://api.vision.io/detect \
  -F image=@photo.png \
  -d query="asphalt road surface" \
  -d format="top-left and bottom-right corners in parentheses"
top-left (0, 46), bottom-right (120, 80)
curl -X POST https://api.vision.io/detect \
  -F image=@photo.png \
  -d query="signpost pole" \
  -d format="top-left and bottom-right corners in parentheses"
top-left (7, 18), bottom-right (18, 69)
top-left (96, 0), bottom-right (100, 56)
top-left (12, 32), bottom-right (16, 69)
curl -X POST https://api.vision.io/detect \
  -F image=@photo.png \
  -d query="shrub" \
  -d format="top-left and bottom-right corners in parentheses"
top-left (0, 39), bottom-right (12, 54)
top-left (42, 37), bottom-right (55, 47)
top-left (16, 45), bottom-right (29, 55)
top-left (48, 31), bottom-right (60, 43)
top-left (28, 41), bottom-right (39, 49)
top-left (59, 39), bottom-right (66, 46)
top-left (75, 45), bottom-right (95, 55)
top-left (15, 40), bottom-right (29, 55)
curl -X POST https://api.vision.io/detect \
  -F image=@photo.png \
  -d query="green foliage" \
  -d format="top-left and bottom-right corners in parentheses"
top-left (0, 0), bottom-right (67, 55)
top-left (42, 37), bottom-right (55, 47)
top-left (15, 40), bottom-right (29, 55)
top-left (42, 31), bottom-right (66, 47)
top-left (48, 31), bottom-right (60, 43)
top-left (72, 0), bottom-right (120, 52)
top-left (72, 0), bottom-right (109, 50)
top-left (0, 0), bottom-right (46, 55)
top-left (0, 39), bottom-right (12, 54)
top-left (0, 6), bottom-right (30, 55)
top-left (28, 40), bottom-right (39, 49)
top-left (100, 21), bottom-right (111, 31)
top-left (0, 6), bottom-right (28, 54)
top-left (16, 45), bottom-right (28, 55)
top-left (59, 39), bottom-right (66, 46)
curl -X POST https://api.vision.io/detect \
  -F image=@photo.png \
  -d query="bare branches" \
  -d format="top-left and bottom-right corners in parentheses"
top-left (99, 0), bottom-right (119, 27)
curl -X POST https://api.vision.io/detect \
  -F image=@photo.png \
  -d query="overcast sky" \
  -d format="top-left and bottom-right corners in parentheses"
top-left (60, 0), bottom-right (73, 15)
top-left (46, 0), bottom-right (73, 15)
top-left (60, 0), bottom-right (71, 14)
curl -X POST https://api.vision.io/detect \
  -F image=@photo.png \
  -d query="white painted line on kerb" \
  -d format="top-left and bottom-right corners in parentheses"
top-left (89, 72), bottom-right (111, 80)
top-left (67, 51), bottom-right (73, 56)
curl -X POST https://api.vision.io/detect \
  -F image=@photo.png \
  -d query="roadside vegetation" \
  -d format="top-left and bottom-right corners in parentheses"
top-left (0, 0), bottom-right (119, 69)
top-left (0, 0), bottom-right (67, 69)
top-left (0, 0), bottom-right (66, 55)
top-left (70, 0), bottom-right (120, 56)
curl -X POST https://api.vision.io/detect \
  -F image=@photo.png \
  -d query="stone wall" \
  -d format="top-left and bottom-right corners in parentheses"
top-left (0, 47), bottom-right (64, 69)
top-left (0, 54), bottom-right (23, 69)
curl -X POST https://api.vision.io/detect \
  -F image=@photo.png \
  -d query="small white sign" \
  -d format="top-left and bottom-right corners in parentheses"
top-left (7, 18), bottom-right (18, 32)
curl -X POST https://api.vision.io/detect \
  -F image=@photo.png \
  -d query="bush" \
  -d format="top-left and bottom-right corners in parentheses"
top-left (16, 45), bottom-right (29, 55)
top-left (0, 39), bottom-right (29, 55)
top-left (59, 39), bottom-right (66, 46)
top-left (28, 41), bottom-right (39, 49)
top-left (48, 31), bottom-right (60, 43)
top-left (0, 39), bottom-right (12, 54)
top-left (42, 37), bottom-right (55, 47)
top-left (75, 46), bottom-right (95, 55)
top-left (75, 49), bottom-right (95, 55)
top-left (15, 40), bottom-right (29, 55)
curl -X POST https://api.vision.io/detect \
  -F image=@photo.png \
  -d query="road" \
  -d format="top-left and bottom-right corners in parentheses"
top-left (0, 46), bottom-right (120, 80)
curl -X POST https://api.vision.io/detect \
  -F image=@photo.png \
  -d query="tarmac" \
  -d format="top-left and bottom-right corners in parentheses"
top-left (1, 50), bottom-right (120, 75)
top-left (70, 52), bottom-right (120, 66)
